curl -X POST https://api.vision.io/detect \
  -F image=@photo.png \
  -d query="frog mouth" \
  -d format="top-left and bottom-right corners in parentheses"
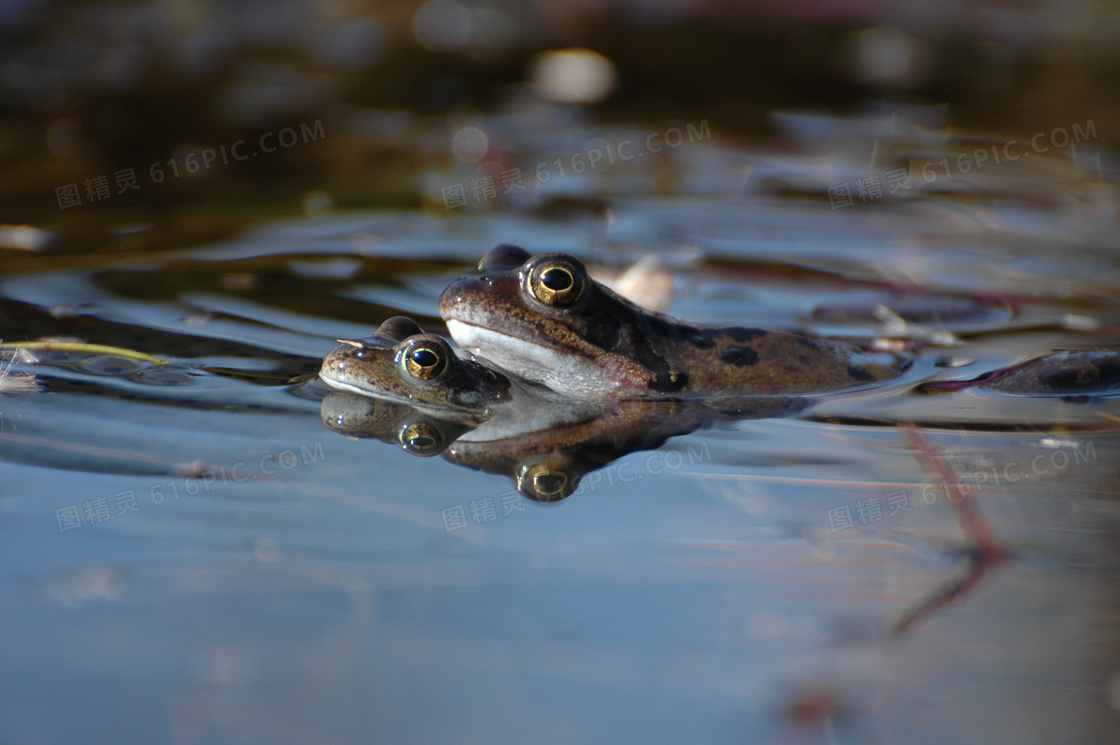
top-left (445, 319), bottom-right (619, 396)
top-left (445, 319), bottom-right (558, 361)
top-left (445, 318), bottom-right (561, 353)
top-left (319, 373), bottom-right (392, 400)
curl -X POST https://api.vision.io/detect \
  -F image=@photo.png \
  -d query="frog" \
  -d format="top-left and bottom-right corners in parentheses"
top-left (319, 316), bottom-right (511, 417)
top-left (320, 314), bottom-right (810, 501)
top-left (321, 373), bottom-right (806, 503)
top-left (983, 350), bottom-right (1120, 396)
top-left (919, 349), bottom-right (1120, 397)
top-left (439, 245), bottom-right (908, 398)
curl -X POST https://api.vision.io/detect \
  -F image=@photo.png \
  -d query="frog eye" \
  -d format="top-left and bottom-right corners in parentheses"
top-left (516, 461), bottom-right (577, 503)
top-left (400, 338), bottom-right (449, 380)
top-left (525, 257), bottom-right (586, 307)
top-left (397, 420), bottom-right (447, 456)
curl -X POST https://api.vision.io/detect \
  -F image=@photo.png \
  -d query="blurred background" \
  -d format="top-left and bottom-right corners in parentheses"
top-left (3, 5), bottom-right (1120, 745)
top-left (2, 0), bottom-right (1118, 255)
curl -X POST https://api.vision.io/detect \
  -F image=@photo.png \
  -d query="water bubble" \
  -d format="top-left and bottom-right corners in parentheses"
top-left (81, 355), bottom-right (144, 376)
top-left (935, 356), bottom-right (974, 368)
top-left (452, 126), bottom-right (489, 164)
top-left (131, 368), bottom-right (196, 386)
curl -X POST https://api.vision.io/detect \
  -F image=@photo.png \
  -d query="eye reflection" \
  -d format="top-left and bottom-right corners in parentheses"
top-left (397, 421), bottom-right (446, 456)
top-left (516, 461), bottom-right (577, 502)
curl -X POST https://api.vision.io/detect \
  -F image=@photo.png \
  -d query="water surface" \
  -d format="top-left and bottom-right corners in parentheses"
top-left (2, 194), bottom-right (1119, 745)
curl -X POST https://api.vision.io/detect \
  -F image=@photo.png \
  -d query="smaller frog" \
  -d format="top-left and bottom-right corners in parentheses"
top-left (439, 245), bottom-right (908, 398)
top-left (319, 316), bottom-right (511, 416)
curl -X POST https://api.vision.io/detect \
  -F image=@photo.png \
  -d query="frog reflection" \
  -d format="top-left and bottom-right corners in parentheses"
top-left (320, 392), bottom-right (475, 457)
top-left (445, 395), bottom-right (808, 502)
top-left (321, 385), bottom-right (806, 503)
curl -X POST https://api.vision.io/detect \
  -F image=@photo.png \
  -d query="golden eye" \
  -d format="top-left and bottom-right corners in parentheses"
top-left (526, 259), bottom-right (584, 307)
top-left (401, 340), bottom-right (447, 380)
top-left (516, 462), bottom-right (573, 502)
top-left (397, 421), bottom-right (445, 456)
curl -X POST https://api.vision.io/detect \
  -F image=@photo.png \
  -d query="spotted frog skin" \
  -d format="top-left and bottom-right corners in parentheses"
top-left (319, 316), bottom-right (511, 414)
top-left (439, 245), bottom-right (907, 398)
top-left (920, 350), bottom-right (1120, 396)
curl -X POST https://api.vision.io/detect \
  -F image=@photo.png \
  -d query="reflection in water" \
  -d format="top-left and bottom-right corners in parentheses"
top-left (320, 389), bottom-right (808, 502)
top-left (320, 393), bottom-right (476, 458)
top-left (889, 428), bottom-right (1008, 638)
top-left (318, 381), bottom-right (1018, 643)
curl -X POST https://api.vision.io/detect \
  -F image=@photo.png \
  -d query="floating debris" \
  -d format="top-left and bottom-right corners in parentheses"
top-left (0, 341), bottom-right (168, 366)
top-left (0, 353), bottom-right (40, 394)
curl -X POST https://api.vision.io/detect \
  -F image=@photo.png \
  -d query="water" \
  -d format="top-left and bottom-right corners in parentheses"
top-left (2, 194), bottom-right (1119, 744)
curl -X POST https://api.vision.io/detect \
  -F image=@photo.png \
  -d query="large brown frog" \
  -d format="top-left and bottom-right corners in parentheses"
top-left (439, 245), bottom-right (908, 398)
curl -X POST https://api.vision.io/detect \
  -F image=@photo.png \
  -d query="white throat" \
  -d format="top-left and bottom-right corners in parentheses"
top-left (445, 320), bottom-right (617, 397)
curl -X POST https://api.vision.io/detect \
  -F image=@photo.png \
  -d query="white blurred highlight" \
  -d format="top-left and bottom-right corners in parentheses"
top-left (852, 27), bottom-right (931, 89)
top-left (530, 48), bottom-right (617, 105)
top-left (452, 126), bottom-right (489, 163)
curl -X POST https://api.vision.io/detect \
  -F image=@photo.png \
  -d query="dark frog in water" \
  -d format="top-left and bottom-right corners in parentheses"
top-left (439, 245), bottom-right (909, 398)
top-left (319, 316), bottom-right (511, 416)
top-left (920, 349), bottom-right (1120, 398)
